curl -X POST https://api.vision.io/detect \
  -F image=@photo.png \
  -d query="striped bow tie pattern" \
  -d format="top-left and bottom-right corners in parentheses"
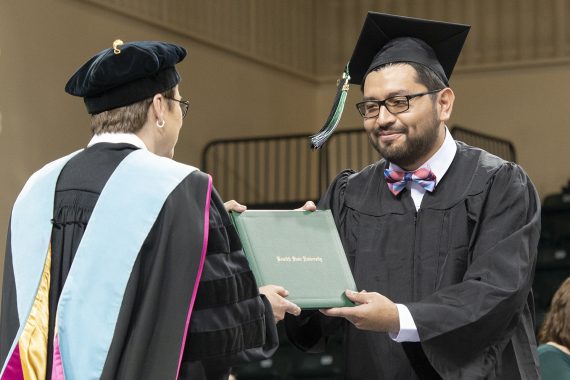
top-left (384, 167), bottom-right (437, 196)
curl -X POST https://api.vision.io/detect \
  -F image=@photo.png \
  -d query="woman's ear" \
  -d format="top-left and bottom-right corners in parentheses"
top-left (437, 87), bottom-right (455, 123)
top-left (151, 93), bottom-right (165, 122)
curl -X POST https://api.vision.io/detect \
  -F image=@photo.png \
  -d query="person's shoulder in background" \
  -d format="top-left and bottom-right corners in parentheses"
top-left (538, 343), bottom-right (570, 380)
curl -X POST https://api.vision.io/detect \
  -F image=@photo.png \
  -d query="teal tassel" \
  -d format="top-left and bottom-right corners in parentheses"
top-left (310, 64), bottom-right (351, 149)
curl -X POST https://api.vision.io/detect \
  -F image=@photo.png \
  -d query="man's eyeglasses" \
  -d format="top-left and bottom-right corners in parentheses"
top-left (165, 96), bottom-right (190, 118)
top-left (355, 89), bottom-right (443, 119)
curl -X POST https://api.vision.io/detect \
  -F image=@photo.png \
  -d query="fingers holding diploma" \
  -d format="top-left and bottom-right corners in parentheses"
top-left (295, 201), bottom-right (317, 211)
top-left (224, 199), bottom-right (247, 213)
top-left (260, 284), bottom-right (302, 323)
top-left (320, 290), bottom-right (400, 333)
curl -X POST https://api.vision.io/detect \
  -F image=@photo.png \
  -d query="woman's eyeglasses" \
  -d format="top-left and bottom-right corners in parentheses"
top-left (164, 96), bottom-right (190, 118)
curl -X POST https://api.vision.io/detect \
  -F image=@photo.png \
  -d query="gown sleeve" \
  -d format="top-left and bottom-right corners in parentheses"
top-left (284, 170), bottom-right (355, 353)
top-left (406, 163), bottom-right (541, 377)
top-left (182, 185), bottom-right (279, 374)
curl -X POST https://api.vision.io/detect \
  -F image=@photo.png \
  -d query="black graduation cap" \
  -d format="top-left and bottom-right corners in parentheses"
top-left (65, 40), bottom-right (187, 114)
top-left (310, 12), bottom-right (470, 149)
top-left (349, 12), bottom-right (470, 86)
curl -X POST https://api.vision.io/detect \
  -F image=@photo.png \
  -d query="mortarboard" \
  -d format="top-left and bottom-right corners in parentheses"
top-left (310, 12), bottom-right (470, 149)
top-left (65, 40), bottom-right (187, 114)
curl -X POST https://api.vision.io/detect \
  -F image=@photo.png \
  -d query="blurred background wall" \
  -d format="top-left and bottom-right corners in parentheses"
top-left (1, 0), bottom-right (569, 285)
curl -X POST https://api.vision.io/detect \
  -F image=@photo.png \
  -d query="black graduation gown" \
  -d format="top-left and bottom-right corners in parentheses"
top-left (285, 142), bottom-right (541, 379)
top-left (0, 143), bottom-right (278, 380)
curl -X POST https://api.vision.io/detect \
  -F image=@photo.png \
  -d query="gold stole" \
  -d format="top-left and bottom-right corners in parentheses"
top-left (18, 246), bottom-right (51, 380)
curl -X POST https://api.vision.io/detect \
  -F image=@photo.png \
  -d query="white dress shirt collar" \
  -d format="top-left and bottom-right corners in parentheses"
top-left (87, 133), bottom-right (148, 150)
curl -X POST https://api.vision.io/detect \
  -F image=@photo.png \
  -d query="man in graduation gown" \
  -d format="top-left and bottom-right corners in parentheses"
top-left (286, 13), bottom-right (541, 379)
top-left (0, 40), bottom-right (300, 380)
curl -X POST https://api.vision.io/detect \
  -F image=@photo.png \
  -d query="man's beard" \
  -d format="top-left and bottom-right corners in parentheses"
top-left (369, 113), bottom-right (440, 168)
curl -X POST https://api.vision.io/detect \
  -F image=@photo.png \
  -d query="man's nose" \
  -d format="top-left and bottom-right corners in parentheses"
top-left (374, 105), bottom-right (397, 128)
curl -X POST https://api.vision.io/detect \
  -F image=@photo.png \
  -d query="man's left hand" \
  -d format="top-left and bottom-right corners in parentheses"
top-left (320, 290), bottom-right (400, 333)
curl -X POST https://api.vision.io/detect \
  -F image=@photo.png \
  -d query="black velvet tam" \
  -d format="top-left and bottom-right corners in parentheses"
top-left (65, 41), bottom-right (187, 114)
top-left (348, 12), bottom-right (470, 86)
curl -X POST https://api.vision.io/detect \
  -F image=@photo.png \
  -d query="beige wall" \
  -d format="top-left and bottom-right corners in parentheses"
top-left (450, 65), bottom-right (570, 198)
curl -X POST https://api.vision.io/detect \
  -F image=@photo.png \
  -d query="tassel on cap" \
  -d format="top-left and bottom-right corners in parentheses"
top-left (310, 64), bottom-right (350, 149)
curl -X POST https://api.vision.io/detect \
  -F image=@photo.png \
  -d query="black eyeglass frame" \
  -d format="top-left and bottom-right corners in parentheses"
top-left (355, 88), bottom-right (444, 119)
top-left (164, 96), bottom-right (190, 118)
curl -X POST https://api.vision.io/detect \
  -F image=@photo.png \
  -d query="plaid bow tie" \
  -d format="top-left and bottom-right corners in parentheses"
top-left (384, 167), bottom-right (437, 196)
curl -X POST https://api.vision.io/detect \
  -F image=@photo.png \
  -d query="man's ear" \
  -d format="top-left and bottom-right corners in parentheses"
top-left (437, 87), bottom-right (455, 123)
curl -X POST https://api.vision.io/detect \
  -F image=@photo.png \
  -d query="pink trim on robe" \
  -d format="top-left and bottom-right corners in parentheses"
top-left (50, 334), bottom-right (65, 380)
top-left (2, 343), bottom-right (24, 380)
top-left (175, 175), bottom-right (213, 379)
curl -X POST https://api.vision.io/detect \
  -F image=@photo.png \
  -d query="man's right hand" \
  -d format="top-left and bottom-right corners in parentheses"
top-left (259, 284), bottom-right (301, 323)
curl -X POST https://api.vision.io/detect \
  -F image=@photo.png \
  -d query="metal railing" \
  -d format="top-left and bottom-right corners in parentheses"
top-left (451, 126), bottom-right (516, 163)
top-left (202, 126), bottom-right (516, 207)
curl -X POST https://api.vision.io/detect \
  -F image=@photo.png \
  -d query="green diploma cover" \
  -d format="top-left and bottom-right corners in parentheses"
top-left (230, 210), bottom-right (357, 308)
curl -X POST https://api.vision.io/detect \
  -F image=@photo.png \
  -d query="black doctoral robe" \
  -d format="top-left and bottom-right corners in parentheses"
top-left (0, 143), bottom-right (278, 379)
top-left (285, 142), bottom-right (541, 379)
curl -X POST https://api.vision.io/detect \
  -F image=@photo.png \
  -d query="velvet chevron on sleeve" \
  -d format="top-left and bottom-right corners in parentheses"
top-left (181, 187), bottom-right (278, 369)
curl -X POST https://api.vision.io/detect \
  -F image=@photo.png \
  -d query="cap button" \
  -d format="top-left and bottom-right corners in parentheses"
top-left (113, 39), bottom-right (124, 55)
